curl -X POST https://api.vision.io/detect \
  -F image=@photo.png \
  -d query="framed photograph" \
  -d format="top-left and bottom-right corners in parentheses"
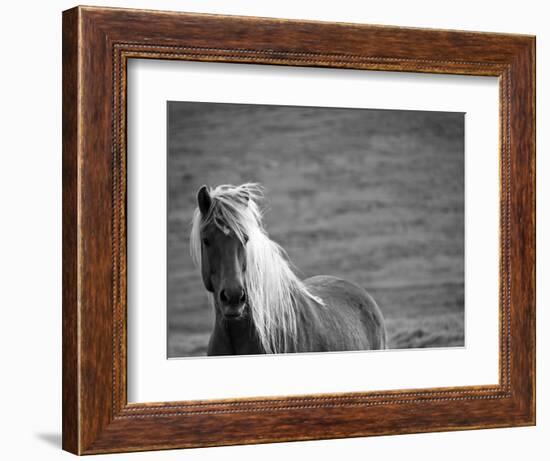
top-left (62, 6), bottom-right (535, 454)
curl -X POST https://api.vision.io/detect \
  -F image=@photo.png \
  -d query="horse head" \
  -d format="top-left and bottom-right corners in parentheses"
top-left (194, 185), bottom-right (249, 320)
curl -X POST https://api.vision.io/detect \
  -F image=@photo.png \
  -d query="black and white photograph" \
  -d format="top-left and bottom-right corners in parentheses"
top-left (167, 101), bottom-right (465, 358)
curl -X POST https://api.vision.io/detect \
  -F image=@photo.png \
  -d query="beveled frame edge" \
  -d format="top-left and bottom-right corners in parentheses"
top-left (62, 5), bottom-right (535, 455)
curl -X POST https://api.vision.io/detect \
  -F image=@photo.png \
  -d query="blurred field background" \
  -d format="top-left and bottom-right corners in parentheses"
top-left (167, 102), bottom-right (464, 357)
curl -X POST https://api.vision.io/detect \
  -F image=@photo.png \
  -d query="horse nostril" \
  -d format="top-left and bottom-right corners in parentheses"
top-left (220, 288), bottom-right (245, 306)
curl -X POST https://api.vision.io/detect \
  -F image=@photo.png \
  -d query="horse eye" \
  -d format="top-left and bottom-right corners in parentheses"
top-left (202, 237), bottom-right (210, 247)
top-left (243, 235), bottom-right (249, 244)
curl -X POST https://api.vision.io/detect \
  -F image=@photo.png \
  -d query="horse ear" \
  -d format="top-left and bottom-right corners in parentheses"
top-left (240, 189), bottom-right (250, 206)
top-left (197, 185), bottom-right (212, 215)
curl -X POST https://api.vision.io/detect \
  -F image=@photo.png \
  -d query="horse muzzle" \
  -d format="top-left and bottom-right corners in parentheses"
top-left (221, 300), bottom-right (248, 320)
top-left (219, 286), bottom-right (247, 319)
top-left (222, 303), bottom-right (245, 319)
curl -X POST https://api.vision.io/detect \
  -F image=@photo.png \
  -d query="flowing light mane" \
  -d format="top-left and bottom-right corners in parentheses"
top-left (190, 183), bottom-right (323, 353)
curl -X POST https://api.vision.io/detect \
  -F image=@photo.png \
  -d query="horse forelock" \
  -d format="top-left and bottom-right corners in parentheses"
top-left (190, 183), bottom-right (262, 266)
top-left (190, 183), bottom-right (324, 354)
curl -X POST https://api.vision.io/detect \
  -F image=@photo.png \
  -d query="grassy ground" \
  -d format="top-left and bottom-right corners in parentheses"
top-left (167, 102), bottom-right (464, 357)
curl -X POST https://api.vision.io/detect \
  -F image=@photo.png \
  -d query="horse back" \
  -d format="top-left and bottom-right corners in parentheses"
top-left (304, 275), bottom-right (387, 350)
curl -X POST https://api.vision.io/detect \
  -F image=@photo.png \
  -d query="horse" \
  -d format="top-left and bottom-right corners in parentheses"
top-left (190, 183), bottom-right (387, 355)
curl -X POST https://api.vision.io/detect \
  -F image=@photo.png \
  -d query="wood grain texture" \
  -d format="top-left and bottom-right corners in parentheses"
top-left (62, 7), bottom-right (79, 454)
top-left (62, 5), bottom-right (536, 455)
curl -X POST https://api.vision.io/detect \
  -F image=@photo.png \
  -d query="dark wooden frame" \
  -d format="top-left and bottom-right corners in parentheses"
top-left (62, 5), bottom-right (536, 455)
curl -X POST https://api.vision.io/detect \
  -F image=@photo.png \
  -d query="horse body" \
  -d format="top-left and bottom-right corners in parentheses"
top-left (190, 183), bottom-right (387, 356)
top-left (207, 275), bottom-right (386, 355)
top-left (303, 276), bottom-right (387, 352)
